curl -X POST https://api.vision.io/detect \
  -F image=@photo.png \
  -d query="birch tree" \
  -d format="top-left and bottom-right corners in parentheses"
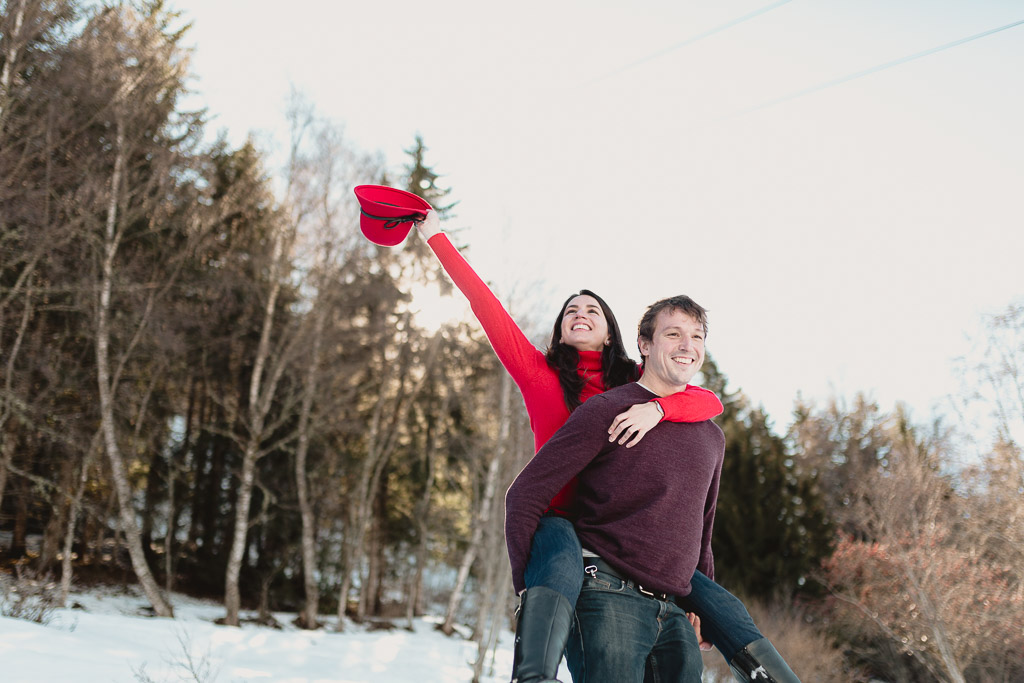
top-left (440, 372), bottom-right (514, 636)
top-left (286, 97), bottom-right (383, 629)
top-left (221, 213), bottom-right (294, 626)
top-left (73, 2), bottom-right (201, 618)
top-left (335, 319), bottom-right (439, 626)
top-left (471, 372), bottom-right (530, 680)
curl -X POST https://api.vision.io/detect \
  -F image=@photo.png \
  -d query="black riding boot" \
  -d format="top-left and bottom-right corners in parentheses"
top-left (729, 637), bottom-right (801, 682)
top-left (510, 586), bottom-right (572, 683)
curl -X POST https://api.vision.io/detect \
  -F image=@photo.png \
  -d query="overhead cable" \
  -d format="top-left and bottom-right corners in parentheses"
top-left (585, 0), bottom-right (795, 87)
top-left (729, 17), bottom-right (1024, 119)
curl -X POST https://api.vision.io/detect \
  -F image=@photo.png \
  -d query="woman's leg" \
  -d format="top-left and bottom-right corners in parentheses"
top-left (523, 514), bottom-right (584, 601)
top-left (678, 571), bottom-right (760, 661)
top-left (512, 514), bottom-right (583, 683)
top-left (678, 571), bottom-right (800, 682)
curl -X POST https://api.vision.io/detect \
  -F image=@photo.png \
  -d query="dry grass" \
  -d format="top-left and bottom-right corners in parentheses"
top-left (699, 595), bottom-right (860, 682)
top-left (0, 567), bottom-right (61, 625)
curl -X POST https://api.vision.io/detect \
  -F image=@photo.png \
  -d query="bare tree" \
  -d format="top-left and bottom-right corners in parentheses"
top-left (222, 214), bottom-right (294, 626)
top-left (335, 322), bottom-right (439, 626)
top-left (0, 0), bottom-right (37, 131)
top-left (471, 377), bottom-right (527, 680)
top-left (821, 410), bottom-right (1024, 681)
top-left (440, 372), bottom-right (514, 636)
top-left (287, 96), bottom-right (382, 629)
top-left (292, 289), bottom-right (326, 630)
top-left (58, 432), bottom-right (101, 604)
top-left (81, 3), bottom-right (202, 618)
top-left (955, 301), bottom-right (1024, 452)
top-left (0, 274), bottom-right (33, 514)
top-left (403, 391), bottom-right (445, 629)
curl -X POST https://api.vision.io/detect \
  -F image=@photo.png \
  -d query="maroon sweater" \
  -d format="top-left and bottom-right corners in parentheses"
top-left (505, 382), bottom-right (725, 597)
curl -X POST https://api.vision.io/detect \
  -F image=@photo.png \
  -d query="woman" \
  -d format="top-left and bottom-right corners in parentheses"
top-left (415, 211), bottom-right (798, 683)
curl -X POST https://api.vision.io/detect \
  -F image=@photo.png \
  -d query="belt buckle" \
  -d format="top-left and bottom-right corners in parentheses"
top-left (584, 564), bottom-right (598, 579)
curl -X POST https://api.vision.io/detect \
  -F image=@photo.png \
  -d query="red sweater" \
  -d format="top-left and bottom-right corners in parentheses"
top-left (425, 233), bottom-right (723, 511)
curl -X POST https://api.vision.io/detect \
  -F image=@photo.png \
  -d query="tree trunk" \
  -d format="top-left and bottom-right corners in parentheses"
top-left (336, 331), bottom-right (438, 629)
top-left (0, 0), bottom-right (27, 131)
top-left (165, 378), bottom-right (194, 595)
top-left (223, 441), bottom-right (259, 625)
top-left (336, 352), bottom-right (402, 627)
top-left (12, 478), bottom-right (28, 554)
top-left (0, 269), bottom-right (34, 518)
top-left (186, 381), bottom-right (209, 551)
top-left (294, 303), bottom-right (326, 629)
top-left (473, 506), bottom-right (509, 682)
top-left (60, 432), bottom-right (102, 605)
top-left (223, 223), bottom-right (287, 626)
top-left (441, 373), bottom-right (512, 635)
top-left (0, 439), bottom-right (11, 526)
top-left (134, 366), bottom-right (163, 570)
top-left (472, 490), bottom-right (507, 677)
top-left (359, 497), bottom-right (382, 621)
top-left (164, 458), bottom-right (176, 594)
top-left (95, 113), bottom-right (172, 617)
top-left (405, 399), bottom-right (443, 628)
top-left (39, 457), bottom-right (75, 569)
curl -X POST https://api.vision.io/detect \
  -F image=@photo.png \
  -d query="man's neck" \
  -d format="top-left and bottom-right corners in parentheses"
top-left (635, 379), bottom-right (688, 397)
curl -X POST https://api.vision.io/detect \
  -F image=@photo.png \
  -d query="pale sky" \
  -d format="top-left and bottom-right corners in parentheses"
top-left (171, 0), bottom-right (1024, 433)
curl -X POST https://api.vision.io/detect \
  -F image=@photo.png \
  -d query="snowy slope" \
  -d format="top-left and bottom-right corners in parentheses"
top-left (0, 587), bottom-right (546, 683)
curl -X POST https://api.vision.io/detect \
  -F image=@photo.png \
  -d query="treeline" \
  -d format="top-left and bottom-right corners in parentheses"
top-left (0, 0), bottom-right (520, 644)
top-left (2, 2), bottom-right (1022, 682)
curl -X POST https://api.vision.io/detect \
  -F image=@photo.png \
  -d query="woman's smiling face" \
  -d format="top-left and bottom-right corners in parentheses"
top-left (559, 294), bottom-right (610, 352)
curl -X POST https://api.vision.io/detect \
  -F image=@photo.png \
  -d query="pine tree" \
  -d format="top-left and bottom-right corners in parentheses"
top-left (403, 134), bottom-right (455, 216)
top-left (700, 356), bottom-right (832, 600)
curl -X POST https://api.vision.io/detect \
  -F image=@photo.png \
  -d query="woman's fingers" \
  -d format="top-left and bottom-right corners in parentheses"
top-left (608, 402), bottom-right (662, 447)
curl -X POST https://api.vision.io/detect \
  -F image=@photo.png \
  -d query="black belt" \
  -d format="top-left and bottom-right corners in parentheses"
top-left (583, 557), bottom-right (675, 602)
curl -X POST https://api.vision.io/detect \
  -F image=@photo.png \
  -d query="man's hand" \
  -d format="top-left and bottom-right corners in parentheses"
top-left (416, 209), bottom-right (440, 240)
top-left (687, 612), bottom-right (713, 651)
top-left (608, 401), bottom-right (663, 447)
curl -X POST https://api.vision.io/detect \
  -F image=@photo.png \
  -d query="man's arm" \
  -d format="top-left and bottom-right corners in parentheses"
top-left (504, 395), bottom-right (617, 594)
top-left (697, 448), bottom-right (724, 582)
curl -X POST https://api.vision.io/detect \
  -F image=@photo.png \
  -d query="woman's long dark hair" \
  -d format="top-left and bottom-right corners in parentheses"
top-left (544, 289), bottom-right (639, 412)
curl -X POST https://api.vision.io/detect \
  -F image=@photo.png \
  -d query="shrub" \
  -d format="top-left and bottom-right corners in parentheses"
top-left (0, 567), bottom-right (61, 625)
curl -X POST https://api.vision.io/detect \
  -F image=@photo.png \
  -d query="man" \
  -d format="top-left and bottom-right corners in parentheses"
top-left (505, 295), bottom-right (724, 683)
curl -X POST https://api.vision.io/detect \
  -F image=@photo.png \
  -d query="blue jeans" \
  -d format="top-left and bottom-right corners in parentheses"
top-left (523, 516), bottom-right (764, 665)
top-left (523, 514), bottom-right (584, 604)
top-left (565, 569), bottom-right (703, 682)
top-left (677, 570), bottom-right (763, 662)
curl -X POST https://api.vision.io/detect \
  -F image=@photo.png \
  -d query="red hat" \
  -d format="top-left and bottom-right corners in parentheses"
top-left (354, 185), bottom-right (432, 247)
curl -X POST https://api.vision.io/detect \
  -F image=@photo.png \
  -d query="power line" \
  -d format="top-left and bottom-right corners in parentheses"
top-left (585, 0), bottom-right (795, 87)
top-left (728, 18), bottom-right (1024, 119)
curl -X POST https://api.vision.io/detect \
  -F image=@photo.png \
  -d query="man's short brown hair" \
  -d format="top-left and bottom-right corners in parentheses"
top-left (636, 296), bottom-right (709, 365)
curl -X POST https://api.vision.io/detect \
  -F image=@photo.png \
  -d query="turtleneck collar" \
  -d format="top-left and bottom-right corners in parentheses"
top-left (578, 349), bottom-right (603, 372)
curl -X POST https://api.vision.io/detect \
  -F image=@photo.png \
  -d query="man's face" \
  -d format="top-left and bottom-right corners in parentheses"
top-left (637, 308), bottom-right (705, 394)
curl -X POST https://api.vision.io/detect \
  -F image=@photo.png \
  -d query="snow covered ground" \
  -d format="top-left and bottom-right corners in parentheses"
top-left (0, 586), bottom-right (551, 683)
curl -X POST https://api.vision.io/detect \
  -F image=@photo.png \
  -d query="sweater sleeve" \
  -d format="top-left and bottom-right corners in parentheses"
top-left (697, 449), bottom-right (723, 581)
top-left (426, 233), bottom-right (545, 385)
top-left (654, 385), bottom-right (724, 423)
top-left (504, 396), bottom-right (614, 594)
